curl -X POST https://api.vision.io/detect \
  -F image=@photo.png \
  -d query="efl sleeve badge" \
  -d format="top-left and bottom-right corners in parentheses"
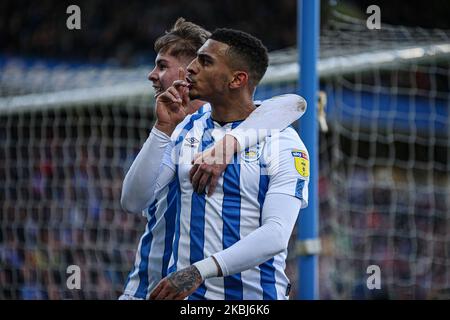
top-left (291, 149), bottom-right (309, 178)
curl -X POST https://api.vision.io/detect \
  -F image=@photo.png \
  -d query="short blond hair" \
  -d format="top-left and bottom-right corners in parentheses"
top-left (154, 18), bottom-right (210, 60)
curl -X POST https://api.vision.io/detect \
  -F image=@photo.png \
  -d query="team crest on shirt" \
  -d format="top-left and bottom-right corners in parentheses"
top-left (291, 149), bottom-right (309, 177)
top-left (241, 145), bottom-right (262, 162)
top-left (184, 137), bottom-right (199, 148)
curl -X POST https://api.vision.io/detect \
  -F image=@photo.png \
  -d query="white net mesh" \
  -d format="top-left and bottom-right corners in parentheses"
top-left (314, 14), bottom-right (450, 299)
top-left (0, 102), bottom-right (153, 299)
top-left (0, 13), bottom-right (449, 299)
top-left (259, 14), bottom-right (450, 299)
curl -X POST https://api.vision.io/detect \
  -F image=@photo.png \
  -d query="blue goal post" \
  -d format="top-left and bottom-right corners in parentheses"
top-left (297, 0), bottom-right (320, 300)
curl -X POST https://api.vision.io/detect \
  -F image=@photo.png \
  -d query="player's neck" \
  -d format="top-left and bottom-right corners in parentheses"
top-left (210, 96), bottom-right (255, 123)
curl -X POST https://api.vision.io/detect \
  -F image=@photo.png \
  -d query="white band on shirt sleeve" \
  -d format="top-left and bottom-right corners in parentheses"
top-left (211, 254), bottom-right (228, 277)
top-left (193, 257), bottom-right (219, 280)
top-left (151, 126), bottom-right (171, 141)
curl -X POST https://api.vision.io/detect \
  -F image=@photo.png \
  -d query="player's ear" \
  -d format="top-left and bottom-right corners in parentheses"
top-left (229, 71), bottom-right (248, 89)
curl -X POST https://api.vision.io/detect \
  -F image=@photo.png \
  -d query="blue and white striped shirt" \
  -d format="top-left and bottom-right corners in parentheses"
top-left (122, 104), bottom-right (212, 299)
top-left (165, 111), bottom-right (309, 300)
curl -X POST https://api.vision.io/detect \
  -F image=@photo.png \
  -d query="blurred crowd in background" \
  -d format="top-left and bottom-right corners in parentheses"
top-left (0, 0), bottom-right (296, 66)
top-left (1, 0), bottom-right (449, 300)
top-left (1, 105), bottom-right (448, 299)
top-left (1, 0), bottom-right (450, 66)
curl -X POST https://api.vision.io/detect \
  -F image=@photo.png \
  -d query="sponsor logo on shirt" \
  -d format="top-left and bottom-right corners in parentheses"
top-left (184, 137), bottom-right (199, 148)
top-left (291, 149), bottom-right (309, 177)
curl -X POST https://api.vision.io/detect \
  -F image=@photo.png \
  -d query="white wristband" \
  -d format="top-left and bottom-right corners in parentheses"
top-left (193, 257), bottom-right (219, 280)
top-left (151, 126), bottom-right (171, 141)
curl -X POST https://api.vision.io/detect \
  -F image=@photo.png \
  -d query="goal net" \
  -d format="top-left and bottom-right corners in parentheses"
top-left (313, 14), bottom-right (450, 300)
top-left (0, 14), bottom-right (449, 299)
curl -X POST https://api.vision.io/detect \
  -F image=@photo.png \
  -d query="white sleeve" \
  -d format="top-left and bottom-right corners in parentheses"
top-left (227, 94), bottom-right (306, 152)
top-left (193, 129), bottom-right (310, 279)
top-left (120, 127), bottom-right (176, 213)
top-left (211, 193), bottom-right (301, 277)
top-left (264, 129), bottom-right (310, 208)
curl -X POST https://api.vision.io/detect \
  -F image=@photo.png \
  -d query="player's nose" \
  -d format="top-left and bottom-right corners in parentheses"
top-left (186, 59), bottom-right (198, 75)
top-left (148, 67), bottom-right (158, 82)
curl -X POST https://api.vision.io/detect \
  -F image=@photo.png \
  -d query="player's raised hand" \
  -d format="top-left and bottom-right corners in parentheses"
top-left (154, 68), bottom-right (190, 136)
top-left (189, 134), bottom-right (239, 196)
top-left (172, 67), bottom-right (194, 113)
top-left (149, 265), bottom-right (202, 300)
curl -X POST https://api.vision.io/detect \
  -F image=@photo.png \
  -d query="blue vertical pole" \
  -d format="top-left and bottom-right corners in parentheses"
top-left (297, 0), bottom-right (320, 299)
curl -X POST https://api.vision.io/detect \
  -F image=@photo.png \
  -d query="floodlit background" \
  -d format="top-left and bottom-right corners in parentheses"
top-left (0, 0), bottom-right (449, 299)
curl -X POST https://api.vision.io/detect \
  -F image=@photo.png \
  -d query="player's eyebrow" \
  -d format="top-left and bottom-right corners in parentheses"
top-left (155, 58), bottom-right (169, 65)
top-left (197, 52), bottom-right (214, 63)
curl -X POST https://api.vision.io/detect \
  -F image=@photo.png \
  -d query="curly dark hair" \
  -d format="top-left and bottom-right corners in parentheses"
top-left (210, 28), bottom-right (269, 87)
top-left (154, 17), bottom-right (211, 60)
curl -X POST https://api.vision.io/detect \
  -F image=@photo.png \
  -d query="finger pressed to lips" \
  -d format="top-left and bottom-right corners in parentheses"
top-left (153, 86), bottom-right (163, 96)
top-left (172, 80), bottom-right (189, 88)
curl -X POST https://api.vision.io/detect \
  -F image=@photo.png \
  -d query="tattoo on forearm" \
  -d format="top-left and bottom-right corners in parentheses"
top-left (167, 266), bottom-right (201, 294)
